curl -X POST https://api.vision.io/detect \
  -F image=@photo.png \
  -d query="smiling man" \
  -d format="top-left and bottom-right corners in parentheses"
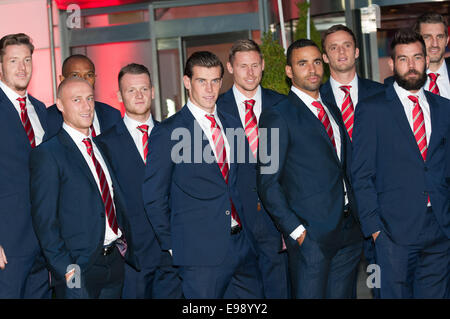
top-left (142, 51), bottom-right (263, 298)
top-left (351, 29), bottom-right (450, 298)
top-left (217, 39), bottom-right (289, 299)
top-left (30, 77), bottom-right (138, 298)
top-left (257, 39), bottom-right (363, 299)
top-left (0, 33), bottom-right (51, 299)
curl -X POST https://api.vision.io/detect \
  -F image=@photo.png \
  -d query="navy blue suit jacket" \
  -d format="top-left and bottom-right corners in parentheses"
top-left (217, 87), bottom-right (286, 247)
top-left (142, 105), bottom-right (253, 266)
top-left (95, 119), bottom-right (168, 269)
top-left (29, 129), bottom-right (139, 282)
top-left (46, 101), bottom-right (121, 138)
top-left (0, 88), bottom-right (49, 257)
top-left (351, 84), bottom-right (450, 244)
top-left (257, 90), bottom-right (359, 253)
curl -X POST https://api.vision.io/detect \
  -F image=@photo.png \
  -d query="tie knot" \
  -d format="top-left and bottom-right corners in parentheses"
top-left (244, 99), bottom-right (256, 110)
top-left (340, 85), bottom-right (351, 94)
top-left (82, 138), bottom-right (93, 155)
top-left (137, 124), bottom-right (149, 134)
top-left (17, 97), bottom-right (27, 109)
top-left (205, 114), bottom-right (217, 128)
top-left (408, 95), bottom-right (419, 104)
top-left (428, 73), bottom-right (439, 81)
top-left (312, 100), bottom-right (324, 111)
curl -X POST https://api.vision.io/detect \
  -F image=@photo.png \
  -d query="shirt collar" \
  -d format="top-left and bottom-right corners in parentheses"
top-left (232, 84), bottom-right (261, 105)
top-left (123, 112), bottom-right (154, 131)
top-left (427, 60), bottom-right (448, 78)
top-left (186, 98), bottom-right (218, 123)
top-left (63, 122), bottom-right (92, 145)
top-left (291, 85), bottom-right (323, 106)
top-left (393, 81), bottom-right (426, 103)
top-left (329, 73), bottom-right (358, 92)
top-left (0, 80), bottom-right (28, 102)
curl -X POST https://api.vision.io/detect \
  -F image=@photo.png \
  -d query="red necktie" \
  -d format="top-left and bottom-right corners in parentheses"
top-left (137, 124), bottom-right (149, 163)
top-left (244, 99), bottom-right (259, 159)
top-left (312, 101), bottom-right (336, 150)
top-left (339, 85), bottom-right (355, 141)
top-left (17, 97), bottom-right (36, 148)
top-left (205, 114), bottom-right (241, 227)
top-left (428, 73), bottom-right (440, 95)
top-left (408, 95), bottom-right (430, 205)
top-left (90, 124), bottom-right (97, 137)
top-left (82, 138), bottom-right (118, 234)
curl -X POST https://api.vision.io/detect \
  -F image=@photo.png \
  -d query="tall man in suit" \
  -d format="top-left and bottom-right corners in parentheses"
top-left (319, 24), bottom-right (383, 298)
top-left (142, 51), bottom-right (263, 299)
top-left (351, 29), bottom-right (450, 298)
top-left (95, 63), bottom-right (183, 299)
top-left (257, 39), bottom-right (363, 299)
top-left (385, 13), bottom-right (449, 100)
top-left (217, 39), bottom-right (289, 298)
top-left (46, 54), bottom-right (121, 138)
top-left (0, 33), bottom-right (51, 299)
top-left (30, 77), bottom-right (138, 298)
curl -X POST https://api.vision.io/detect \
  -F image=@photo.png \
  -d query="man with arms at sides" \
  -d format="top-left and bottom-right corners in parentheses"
top-left (0, 33), bottom-right (51, 299)
top-left (95, 63), bottom-right (183, 299)
top-left (319, 24), bottom-right (382, 298)
top-left (217, 39), bottom-right (289, 299)
top-left (30, 77), bottom-right (138, 298)
top-left (46, 54), bottom-right (121, 138)
top-left (257, 39), bottom-right (363, 299)
top-left (142, 51), bottom-right (263, 299)
top-left (352, 29), bottom-right (450, 298)
top-left (385, 12), bottom-right (449, 100)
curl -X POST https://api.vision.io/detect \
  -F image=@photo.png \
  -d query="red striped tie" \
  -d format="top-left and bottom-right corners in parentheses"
top-left (339, 85), bottom-right (355, 141)
top-left (137, 124), bottom-right (149, 163)
top-left (82, 138), bottom-right (119, 234)
top-left (312, 101), bottom-right (336, 150)
top-left (408, 95), bottom-right (430, 205)
top-left (205, 114), bottom-right (241, 227)
top-left (17, 97), bottom-right (36, 148)
top-left (244, 99), bottom-right (259, 159)
top-left (90, 124), bottom-right (97, 137)
top-left (428, 73), bottom-right (440, 95)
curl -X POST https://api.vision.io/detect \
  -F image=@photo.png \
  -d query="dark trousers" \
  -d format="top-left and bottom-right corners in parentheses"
top-left (179, 230), bottom-right (264, 299)
top-left (0, 252), bottom-right (51, 299)
top-left (55, 246), bottom-right (124, 299)
top-left (375, 208), bottom-right (450, 298)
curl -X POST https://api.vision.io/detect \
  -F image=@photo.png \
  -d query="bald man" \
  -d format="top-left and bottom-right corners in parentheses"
top-left (46, 54), bottom-right (121, 138)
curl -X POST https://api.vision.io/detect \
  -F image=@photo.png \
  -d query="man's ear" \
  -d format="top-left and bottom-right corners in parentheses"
top-left (388, 58), bottom-right (394, 73)
top-left (226, 61), bottom-right (234, 75)
top-left (183, 75), bottom-right (191, 91)
top-left (56, 98), bottom-right (64, 113)
top-left (117, 90), bottom-right (123, 103)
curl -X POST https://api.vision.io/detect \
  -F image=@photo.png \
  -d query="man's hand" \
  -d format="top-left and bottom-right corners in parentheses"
top-left (0, 245), bottom-right (7, 270)
top-left (296, 230), bottom-right (307, 246)
top-left (372, 231), bottom-right (381, 242)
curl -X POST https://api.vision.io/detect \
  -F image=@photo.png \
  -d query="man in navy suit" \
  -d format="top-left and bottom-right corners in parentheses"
top-left (0, 33), bottom-right (51, 299)
top-left (257, 39), bottom-right (363, 299)
top-left (319, 24), bottom-right (383, 298)
top-left (384, 13), bottom-right (449, 100)
top-left (95, 63), bottom-right (183, 299)
top-left (30, 77), bottom-right (138, 298)
top-left (142, 51), bottom-right (263, 299)
top-left (46, 54), bottom-right (121, 138)
top-left (217, 39), bottom-right (289, 298)
top-left (351, 29), bottom-right (450, 298)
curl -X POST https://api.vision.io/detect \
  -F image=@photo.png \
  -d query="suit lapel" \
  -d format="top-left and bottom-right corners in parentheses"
top-left (424, 92), bottom-right (441, 160)
top-left (115, 120), bottom-right (146, 167)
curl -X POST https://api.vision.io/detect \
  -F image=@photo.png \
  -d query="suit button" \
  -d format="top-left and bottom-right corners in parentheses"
top-left (225, 210), bottom-right (230, 215)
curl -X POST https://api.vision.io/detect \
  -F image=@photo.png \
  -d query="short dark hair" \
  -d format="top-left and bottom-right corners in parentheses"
top-left (118, 63), bottom-right (152, 89)
top-left (286, 39), bottom-right (320, 66)
top-left (321, 24), bottom-right (357, 54)
top-left (62, 54), bottom-right (95, 76)
top-left (184, 51), bottom-right (224, 79)
top-left (413, 12), bottom-right (448, 37)
top-left (390, 29), bottom-right (427, 60)
top-left (228, 39), bottom-right (263, 64)
top-left (0, 33), bottom-right (34, 62)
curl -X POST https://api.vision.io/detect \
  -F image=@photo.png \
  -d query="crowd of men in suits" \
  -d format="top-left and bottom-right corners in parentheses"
top-left (0, 11), bottom-right (448, 299)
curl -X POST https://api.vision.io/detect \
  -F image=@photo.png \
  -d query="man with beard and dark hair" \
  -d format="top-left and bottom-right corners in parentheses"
top-left (351, 29), bottom-right (450, 298)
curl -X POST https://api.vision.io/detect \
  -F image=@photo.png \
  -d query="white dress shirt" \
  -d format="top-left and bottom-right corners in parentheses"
top-left (0, 80), bottom-right (45, 146)
top-left (289, 86), bottom-right (347, 241)
top-left (186, 99), bottom-right (237, 228)
top-left (425, 61), bottom-right (450, 100)
top-left (123, 113), bottom-right (155, 162)
top-left (63, 123), bottom-right (122, 245)
top-left (329, 74), bottom-right (359, 111)
top-left (232, 84), bottom-right (263, 126)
